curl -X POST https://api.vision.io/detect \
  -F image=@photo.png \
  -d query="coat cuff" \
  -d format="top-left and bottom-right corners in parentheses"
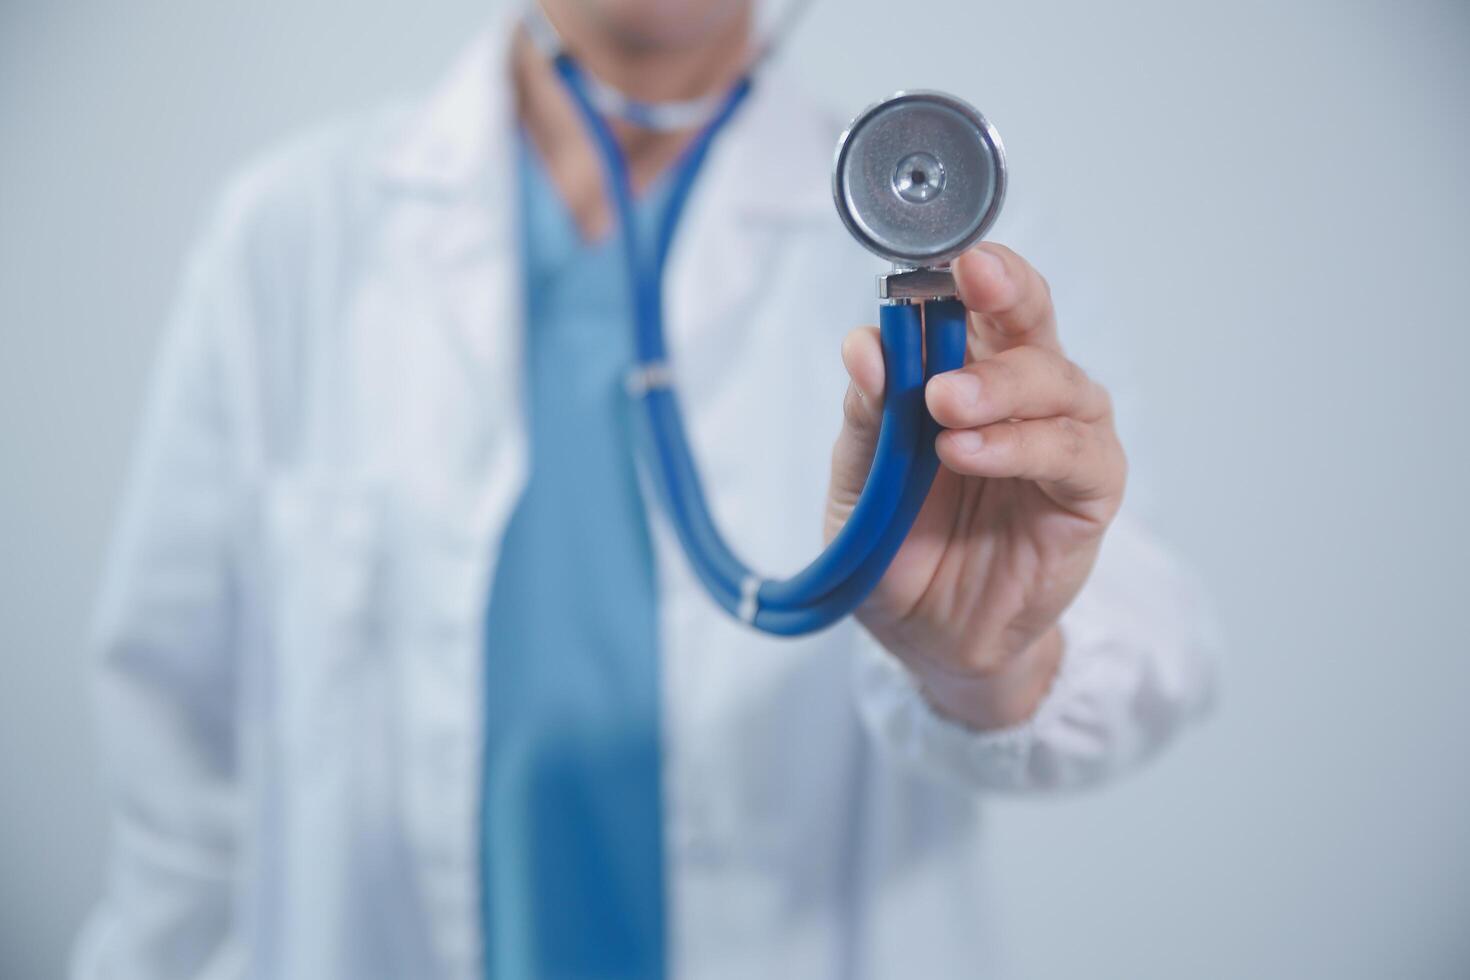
top-left (851, 622), bottom-right (1079, 793)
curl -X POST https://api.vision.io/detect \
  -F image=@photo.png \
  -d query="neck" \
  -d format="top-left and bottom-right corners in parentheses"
top-left (513, 3), bottom-right (753, 241)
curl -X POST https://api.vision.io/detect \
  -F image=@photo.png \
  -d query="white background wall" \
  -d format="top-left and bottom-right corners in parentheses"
top-left (3, 1), bottom-right (1468, 977)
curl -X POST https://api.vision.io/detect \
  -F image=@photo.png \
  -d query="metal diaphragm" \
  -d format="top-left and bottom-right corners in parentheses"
top-left (832, 91), bottom-right (1006, 267)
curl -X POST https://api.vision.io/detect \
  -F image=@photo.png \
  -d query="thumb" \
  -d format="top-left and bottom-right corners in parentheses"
top-left (826, 326), bottom-right (886, 542)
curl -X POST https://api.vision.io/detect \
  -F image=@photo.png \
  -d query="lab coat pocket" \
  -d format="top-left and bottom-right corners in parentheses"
top-left (258, 473), bottom-right (385, 768)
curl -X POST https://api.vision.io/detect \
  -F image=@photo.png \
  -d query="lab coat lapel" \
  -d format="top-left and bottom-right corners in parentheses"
top-left (375, 22), bottom-right (525, 977)
top-left (379, 28), bottom-right (521, 392)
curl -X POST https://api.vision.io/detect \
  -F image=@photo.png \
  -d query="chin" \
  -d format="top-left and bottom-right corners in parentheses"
top-left (572, 0), bottom-right (748, 49)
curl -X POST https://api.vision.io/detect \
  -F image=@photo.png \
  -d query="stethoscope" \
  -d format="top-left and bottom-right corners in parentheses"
top-left (526, 5), bottom-right (1007, 636)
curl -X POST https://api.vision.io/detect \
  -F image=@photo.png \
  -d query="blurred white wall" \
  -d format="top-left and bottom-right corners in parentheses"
top-left (2, 0), bottom-right (1467, 977)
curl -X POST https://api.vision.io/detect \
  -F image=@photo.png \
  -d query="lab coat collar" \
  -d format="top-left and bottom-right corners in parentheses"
top-left (377, 25), bottom-right (512, 194)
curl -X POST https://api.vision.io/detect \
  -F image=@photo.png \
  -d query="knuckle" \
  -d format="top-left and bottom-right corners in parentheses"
top-left (1017, 270), bottom-right (1051, 317)
top-left (1059, 356), bottom-right (1086, 389)
top-left (981, 354), bottom-right (1019, 390)
top-left (1007, 344), bottom-right (1043, 368)
top-left (1035, 268), bottom-right (1053, 301)
top-left (1054, 416), bottom-right (1087, 458)
top-left (1022, 346), bottom-right (1062, 382)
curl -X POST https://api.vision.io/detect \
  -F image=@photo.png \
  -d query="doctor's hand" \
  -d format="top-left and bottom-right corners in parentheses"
top-left (826, 244), bottom-right (1126, 732)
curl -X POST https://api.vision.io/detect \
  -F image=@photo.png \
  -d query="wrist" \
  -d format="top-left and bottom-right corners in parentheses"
top-left (908, 626), bottom-right (1065, 732)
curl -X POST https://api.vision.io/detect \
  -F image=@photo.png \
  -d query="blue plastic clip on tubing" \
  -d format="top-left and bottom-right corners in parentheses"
top-left (553, 56), bottom-right (967, 635)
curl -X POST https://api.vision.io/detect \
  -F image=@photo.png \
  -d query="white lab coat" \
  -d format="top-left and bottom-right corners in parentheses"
top-left (76, 22), bottom-right (1216, 980)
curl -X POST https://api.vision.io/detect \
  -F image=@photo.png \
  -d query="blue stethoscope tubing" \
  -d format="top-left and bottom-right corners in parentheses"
top-left (553, 56), bottom-right (968, 636)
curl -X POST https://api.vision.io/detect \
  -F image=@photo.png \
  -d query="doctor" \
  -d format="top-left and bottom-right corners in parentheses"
top-left (78, 1), bottom-right (1215, 977)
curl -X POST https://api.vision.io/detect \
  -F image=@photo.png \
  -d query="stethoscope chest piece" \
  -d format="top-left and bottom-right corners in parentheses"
top-left (833, 91), bottom-right (1006, 268)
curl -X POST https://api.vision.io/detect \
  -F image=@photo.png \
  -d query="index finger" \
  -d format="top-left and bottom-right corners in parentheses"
top-left (953, 243), bottom-right (1059, 353)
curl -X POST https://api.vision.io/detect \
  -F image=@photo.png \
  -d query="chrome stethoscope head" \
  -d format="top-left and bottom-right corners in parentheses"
top-left (833, 91), bottom-right (1007, 276)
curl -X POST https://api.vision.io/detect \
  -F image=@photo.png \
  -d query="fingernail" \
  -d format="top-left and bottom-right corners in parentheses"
top-left (939, 372), bottom-right (982, 407)
top-left (948, 429), bottom-right (984, 454)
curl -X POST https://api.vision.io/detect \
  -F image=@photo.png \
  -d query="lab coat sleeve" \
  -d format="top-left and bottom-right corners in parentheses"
top-left (73, 197), bottom-right (255, 979)
top-left (853, 511), bottom-right (1219, 792)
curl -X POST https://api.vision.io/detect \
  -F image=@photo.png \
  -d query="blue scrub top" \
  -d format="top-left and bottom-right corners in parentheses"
top-left (480, 131), bottom-right (671, 979)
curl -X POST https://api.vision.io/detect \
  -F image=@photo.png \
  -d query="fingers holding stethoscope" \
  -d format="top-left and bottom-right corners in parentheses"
top-left (931, 243), bottom-right (1126, 520)
top-left (934, 417), bottom-right (1126, 521)
top-left (926, 344), bottom-right (1111, 430)
top-left (926, 342), bottom-right (1122, 514)
top-left (832, 241), bottom-right (1125, 522)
